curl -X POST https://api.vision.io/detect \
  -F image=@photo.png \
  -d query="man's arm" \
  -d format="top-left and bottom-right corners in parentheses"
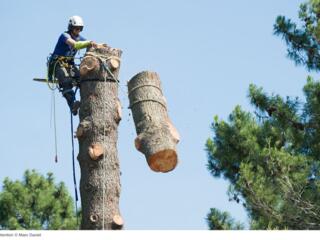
top-left (66, 38), bottom-right (98, 50)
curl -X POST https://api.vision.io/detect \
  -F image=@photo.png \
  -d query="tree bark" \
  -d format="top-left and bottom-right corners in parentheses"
top-left (77, 45), bottom-right (123, 230)
top-left (128, 71), bottom-right (180, 173)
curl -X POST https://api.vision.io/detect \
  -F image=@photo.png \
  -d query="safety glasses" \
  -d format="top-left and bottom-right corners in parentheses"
top-left (74, 26), bottom-right (83, 32)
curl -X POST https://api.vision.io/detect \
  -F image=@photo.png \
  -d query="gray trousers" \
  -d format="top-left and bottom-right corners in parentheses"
top-left (53, 62), bottom-right (80, 109)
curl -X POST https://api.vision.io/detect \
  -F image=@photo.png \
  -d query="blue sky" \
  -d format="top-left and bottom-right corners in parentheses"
top-left (0, 0), bottom-right (313, 229)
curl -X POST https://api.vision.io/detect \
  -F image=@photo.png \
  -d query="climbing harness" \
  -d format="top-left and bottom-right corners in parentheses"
top-left (47, 54), bottom-right (83, 85)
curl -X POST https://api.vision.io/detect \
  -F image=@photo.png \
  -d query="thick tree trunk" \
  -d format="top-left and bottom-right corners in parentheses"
top-left (77, 45), bottom-right (123, 230)
top-left (128, 71), bottom-right (180, 173)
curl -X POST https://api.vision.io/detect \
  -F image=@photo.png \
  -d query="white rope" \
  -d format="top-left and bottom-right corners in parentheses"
top-left (47, 57), bottom-right (60, 163)
top-left (102, 60), bottom-right (107, 230)
top-left (50, 89), bottom-right (59, 163)
top-left (53, 91), bottom-right (58, 163)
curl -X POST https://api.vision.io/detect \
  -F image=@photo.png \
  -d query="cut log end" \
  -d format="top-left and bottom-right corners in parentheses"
top-left (110, 58), bottom-right (120, 70)
top-left (147, 149), bottom-right (178, 173)
top-left (80, 56), bottom-right (99, 75)
top-left (111, 214), bottom-right (124, 230)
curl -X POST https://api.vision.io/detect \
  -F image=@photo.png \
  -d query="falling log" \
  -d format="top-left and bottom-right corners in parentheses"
top-left (128, 71), bottom-right (180, 173)
top-left (77, 44), bottom-right (123, 230)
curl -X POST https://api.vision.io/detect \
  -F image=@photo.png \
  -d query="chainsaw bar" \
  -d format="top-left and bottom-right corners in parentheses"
top-left (33, 78), bottom-right (58, 84)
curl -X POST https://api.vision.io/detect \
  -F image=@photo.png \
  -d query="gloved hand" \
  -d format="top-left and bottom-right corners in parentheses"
top-left (89, 41), bottom-right (99, 48)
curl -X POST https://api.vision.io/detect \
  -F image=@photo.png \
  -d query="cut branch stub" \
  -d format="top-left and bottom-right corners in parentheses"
top-left (116, 99), bottom-right (122, 123)
top-left (110, 58), bottom-right (120, 70)
top-left (128, 71), bottom-right (180, 173)
top-left (88, 143), bottom-right (104, 161)
top-left (111, 214), bottom-right (124, 230)
top-left (166, 117), bottom-right (180, 143)
top-left (76, 117), bottom-right (92, 138)
top-left (134, 136), bottom-right (142, 152)
top-left (76, 126), bottom-right (84, 138)
top-left (90, 214), bottom-right (99, 223)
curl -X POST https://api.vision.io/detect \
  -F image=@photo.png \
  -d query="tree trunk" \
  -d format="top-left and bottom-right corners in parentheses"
top-left (128, 71), bottom-right (180, 173)
top-left (77, 45), bottom-right (123, 230)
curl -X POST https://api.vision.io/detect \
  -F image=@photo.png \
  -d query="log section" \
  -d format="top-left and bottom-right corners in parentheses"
top-left (128, 71), bottom-right (179, 173)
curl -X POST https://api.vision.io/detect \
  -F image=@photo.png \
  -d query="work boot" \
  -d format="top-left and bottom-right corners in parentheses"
top-left (71, 101), bottom-right (81, 116)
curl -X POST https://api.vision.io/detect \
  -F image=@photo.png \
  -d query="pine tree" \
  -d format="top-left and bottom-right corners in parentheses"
top-left (206, 0), bottom-right (320, 229)
top-left (274, 0), bottom-right (320, 71)
top-left (0, 170), bottom-right (79, 230)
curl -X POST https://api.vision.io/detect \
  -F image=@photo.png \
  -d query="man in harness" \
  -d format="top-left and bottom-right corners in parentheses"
top-left (48, 16), bottom-right (97, 115)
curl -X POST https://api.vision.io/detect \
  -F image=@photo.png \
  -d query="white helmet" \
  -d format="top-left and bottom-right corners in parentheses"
top-left (68, 16), bottom-right (84, 30)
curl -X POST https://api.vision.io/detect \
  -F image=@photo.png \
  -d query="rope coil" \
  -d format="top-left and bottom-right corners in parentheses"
top-left (128, 84), bottom-right (163, 96)
top-left (129, 98), bottom-right (167, 110)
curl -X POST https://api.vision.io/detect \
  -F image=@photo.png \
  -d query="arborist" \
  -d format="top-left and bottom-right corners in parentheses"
top-left (48, 16), bottom-right (98, 115)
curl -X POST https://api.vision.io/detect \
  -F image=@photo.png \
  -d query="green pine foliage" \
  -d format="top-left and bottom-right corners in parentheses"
top-left (274, 0), bottom-right (320, 70)
top-left (206, 0), bottom-right (320, 229)
top-left (207, 208), bottom-right (244, 230)
top-left (0, 170), bottom-right (79, 230)
top-left (206, 80), bottom-right (320, 229)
